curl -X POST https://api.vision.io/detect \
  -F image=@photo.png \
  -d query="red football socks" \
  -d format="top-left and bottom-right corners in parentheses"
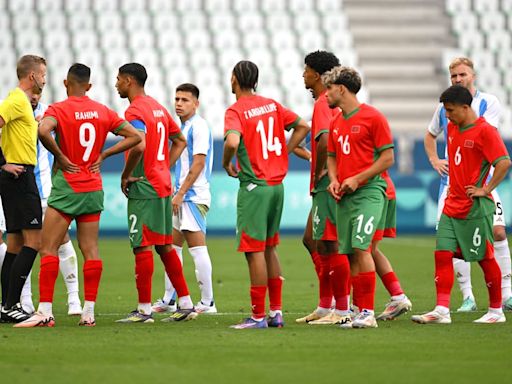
top-left (434, 250), bottom-right (454, 308)
top-left (318, 255), bottom-right (333, 309)
top-left (330, 254), bottom-right (350, 311)
top-left (357, 271), bottom-right (376, 311)
top-left (250, 285), bottom-right (267, 319)
top-left (160, 248), bottom-right (189, 297)
top-left (135, 251), bottom-right (154, 303)
top-left (39, 255), bottom-right (59, 303)
top-left (479, 257), bottom-right (502, 309)
top-left (268, 277), bottom-right (283, 311)
top-left (351, 274), bottom-right (361, 309)
top-left (381, 271), bottom-right (404, 297)
top-left (311, 251), bottom-right (322, 278)
top-left (83, 259), bottom-right (103, 302)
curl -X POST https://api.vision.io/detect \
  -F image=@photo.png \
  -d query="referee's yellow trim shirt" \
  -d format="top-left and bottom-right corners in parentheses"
top-left (0, 87), bottom-right (38, 165)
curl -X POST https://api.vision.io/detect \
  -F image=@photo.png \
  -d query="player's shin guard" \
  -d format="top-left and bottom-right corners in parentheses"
top-left (39, 255), bottom-right (60, 303)
top-left (357, 271), bottom-right (376, 311)
top-left (58, 240), bottom-right (80, 297)
top-left (479, 257), bottom-right (502, 309)
top-left (435, 250), bottom-right (455, 308)
top-left (135, 251), bottom-right (154, 304)
top-left (381, 271), bottom-right (404, 297)
top-left (318, 255), bottom-right (332, 309)
top-left (160, 249), bottom-right (189, 298)
top-left (494, 239), bottom-right (512, 301)
top-left (83, 260), bottom-right (103, 302)
top-left (330, 254), bottom-right (350, 311)
top-left (250, 285), bottom-right (267, 319)
top-left (268, 276), bottom-right (283, 311)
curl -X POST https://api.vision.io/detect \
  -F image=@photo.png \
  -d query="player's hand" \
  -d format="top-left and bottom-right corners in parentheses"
top-left (172, 192), bottom-right (184, 214)
top-left (1, 163), bottom-right (25, 178)
top-left (57, 155), bottom-right (80, 173)
top-left (327, 180), bottom-right (342, 200)
top-left (314, 169), bottom-right (328, 188)
top-left (431, 158), bottom-right (449, 176)
top-left (121, 175), bottom-right (143, 197)
top-left (90, 153), bottom-right (105, 173)
top-left (465, 185), bottom-right (489, 199)
top-left (224, 163), bottom-right (239, 178)
top-left (341, 176), bottom-right (359, 194)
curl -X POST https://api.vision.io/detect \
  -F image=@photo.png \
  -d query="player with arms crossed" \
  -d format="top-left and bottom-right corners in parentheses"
top-left (152, 83), bottom-right (216, 314)
top-left (16, 63), bottom-right (142, 327)
top-left (413, 85), bottom-right (510, 324)
top-left (223, 61), bottom-right (310, 329)
top-left (424, 57), bottom-right (512, 312)
top-left (115, 63), bottom-right (197, 323)
top-left (295, 50), bottom-right (349, 325)
top-left (325, 66), bottom-right (395, 329)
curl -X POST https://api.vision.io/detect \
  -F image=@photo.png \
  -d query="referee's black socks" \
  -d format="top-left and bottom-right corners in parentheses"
top-left (1, 252), bottom-right (16, 306)
top-left (5, 247), bottom-right (38, 309)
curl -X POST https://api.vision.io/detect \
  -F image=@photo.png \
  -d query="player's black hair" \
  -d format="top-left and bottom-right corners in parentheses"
top-left (439, 85), bottom-right (473, 106)
top-left (233, 60), bottom-right (259, 91)
top-left (118, 63), bottom-right (147, 87)
top-left (176, 83), bottom-right (200, 99)
top-left (68, 63), bottom-right (90, 83)
top-left (304, 50), bottom-right (340, 75)
top-left (324, 66), bottom-right (361, 94)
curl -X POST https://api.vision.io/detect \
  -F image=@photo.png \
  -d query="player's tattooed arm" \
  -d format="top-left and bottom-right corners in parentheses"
top-left (39, 116), bottom-right (80, 173)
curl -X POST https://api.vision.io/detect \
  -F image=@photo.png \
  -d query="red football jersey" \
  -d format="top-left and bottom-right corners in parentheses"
top-left (224, 94), bottom-right (300, 185)
top-left (310, 91), bottom-right (339, 193)
top-left (444, 117), bottom-right (509, 219)
top-left (327, 103), bottom-right (393, 189)
top-left (125, 95), bottom-right (181, 199)
top-left (44, 96), bottom-right (126, 193)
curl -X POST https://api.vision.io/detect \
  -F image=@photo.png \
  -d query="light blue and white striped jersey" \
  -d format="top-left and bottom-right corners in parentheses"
top-left (174, 114), bottom-right (213, 207)
top-left (427, 90), bottom-right (501, 186)
top-left (33, 102), bottom-right (53, 199)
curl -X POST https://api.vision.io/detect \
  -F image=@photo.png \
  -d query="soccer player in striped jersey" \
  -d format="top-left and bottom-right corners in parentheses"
top-left (224, 61), bottom-right (310, 329)
top-left (114, 63), bottom-right (197, 323)
top-left (424, 57), bottom-right (512, 312)
top-left (152, 83), bottom-right (216, 314)
top-left (17, 93), bottom-right (82, 316)
top-left (16, 63), bottom-right (142, 328)
top-left (413, 85), bottom-right (510, 324)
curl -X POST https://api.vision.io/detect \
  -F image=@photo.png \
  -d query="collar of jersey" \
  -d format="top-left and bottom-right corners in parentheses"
top-left (342, 106), bottom-right (360, 120)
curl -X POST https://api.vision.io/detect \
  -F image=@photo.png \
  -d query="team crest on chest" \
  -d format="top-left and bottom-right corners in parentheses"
top-left (351, 125), bottom-right (360, 133)
top-left (464, 139), bottom-right (474, 148)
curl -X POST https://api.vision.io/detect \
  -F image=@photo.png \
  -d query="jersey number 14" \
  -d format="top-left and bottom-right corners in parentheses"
top-left (256, 117), bottom-right (282, 159)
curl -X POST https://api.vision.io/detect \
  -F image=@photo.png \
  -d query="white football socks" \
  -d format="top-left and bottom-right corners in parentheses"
top-left (0, 242), bottom-right (6, 271)
top-left (189, 246), bottom-right (214, 305)
top-left (58, 240), bottom-right (80, 303)
top-left (494, 239), bottom-right (512, 302)
top-left (453, 258), bottom-right (474, 300)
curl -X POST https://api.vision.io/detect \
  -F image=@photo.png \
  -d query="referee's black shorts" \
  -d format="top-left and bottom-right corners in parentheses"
top-left (0, 165), bottom-right (42, 233)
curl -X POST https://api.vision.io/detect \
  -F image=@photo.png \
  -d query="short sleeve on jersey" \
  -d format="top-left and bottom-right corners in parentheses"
top-left (224, 108), bottom-right (243, 137)
top-left (313, 99), bottom-right (333, 140)
top-left (280, 105), bottom-right (300, 131)
top-left (130, 119), bottom-right (146, 133)
top-left (482, 124), bottom-right (509, 165)
top-left (427, 103), bottom-right (444, 137)
top-left (327, 118), bottom-right (336, 156)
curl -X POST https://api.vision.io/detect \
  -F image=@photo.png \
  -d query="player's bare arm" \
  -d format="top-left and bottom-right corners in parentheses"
top-left (327, 155), bottom-right (341, 200)
top-left (169, 132), bottom-right (187, 167)
top-left (465, 157), bottom-right (511, 199)
top-left (38, 116), bottom-right (80, 174)
top-left (90, 122), bottom-right (142, 173)
top-left (172, 153), bottom-right (206, 214)
top-left (121, 129), bottom-right (146, 196)
top-left (341, 148), bottom-right (394, 194)
top-left (313, 132), bottom-right (328, 187)
top-left (293, 146), bottom-right (311, 161)
top-left (222, 132), bottom-right (240, 178)
top-left (424, 131), bottom-right (448, 176)
top-left (286, 119), bottom-right (310, 154)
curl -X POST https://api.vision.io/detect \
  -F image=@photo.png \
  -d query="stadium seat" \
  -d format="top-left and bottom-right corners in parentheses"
top-left (218, 48), bottom-right (243, 70)
top-left (233, 0), bottom-right (258, 13)
top-left (11, 13), bottom-right (38, 31)
top-left (184, 30), bottom-right (212, 50)
top-left (480, 11), bottom-right (506, 33)
top-left (36, 0), bottom-right (62, 13)
top-left (147, 0), bottom-right (174, 13)
top-left (474, 0), bottom-right (499, 14)
top-left (7, 0), bottom-right (33, 12)
top-left (289, 0), bottom-right (315, 14)
top-left (209, 13), bottom-right (236, 31)
top-left (166, 66), bottom-right (193, 89)
top-left (43, 32), bottom-right (70, 53)
top-left (182, 12), bottom-right (207, 30)
top-left (153, 13), bottom-right (179, 32)
top-left (213, 29), bottom-right (240, 51)
top-left (457, 30), bottom-right (484, 51)
top-left (294, 13), bottom-right (320, 33)
top-left (125, 13), bottom-right (151, 32)
top-left (39, 12), bottom-right (66, 32)
top-left (243, 31), bottom-right (268, 51)
top-left (316, 0), bottom-right (342, 13)
top-left (14, 31), bottom-right (43, 55)
top-left (270, 30), bottom-right (296, 51)
top-left (68, 13), bottom-right (95, 31)
top-left (96, 12), bottom-right (123, 32)
top-left (502, 0), bottom-right (512, 13)
top-left (261, 0), bottom-right (287, 13)
top-left (204, 0), bottom-right (231, 13)
top-left (128, 31), bottom-right (155, 52)
top-left (451, 12), bottom-right (478, 33)
top-left (195, 69), bottom-right (221, 90)
top-left (298, 31), bottom-right (326, 54)
top-left (160, 50), bottom-right (187, 68)
top-left (238, 13), bottom-right (263, 30)
top-left (321, 13), bottom-right (349, 34)
top-left (175, 0), bottom-right (202, 12)
top-left (486, 30), bottom-right (511, 52)
top-left (190, 51), bottom-right (216, 69)
top-left (266, 12), bottom-right (292, 31)
top-left (64, 0), bottom-right (89, 13)
top-left (445, 0), bottom-right (471, 14)
top-left (119, 0), bottom-right (145, 13)
top-left (92, 0), bottom-right (118, 12)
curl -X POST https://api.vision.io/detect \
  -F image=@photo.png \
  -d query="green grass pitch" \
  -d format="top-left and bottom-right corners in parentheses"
top-left (1, 236), bottom-right (510, 383)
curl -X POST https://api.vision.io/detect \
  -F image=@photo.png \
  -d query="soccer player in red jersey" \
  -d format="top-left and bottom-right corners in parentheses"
top-left (412, 85), bottom-right (510, 325)
top-left (223, 61), bottom-right (310, 329)
top-left (325, 66), bottom-right (395, 329)
top-left (114, 63), bottom-right (197, 323)
top-left (295, 51), bottom-right (353, 326)
top-left (15, 63), bottom-right (142, 328)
